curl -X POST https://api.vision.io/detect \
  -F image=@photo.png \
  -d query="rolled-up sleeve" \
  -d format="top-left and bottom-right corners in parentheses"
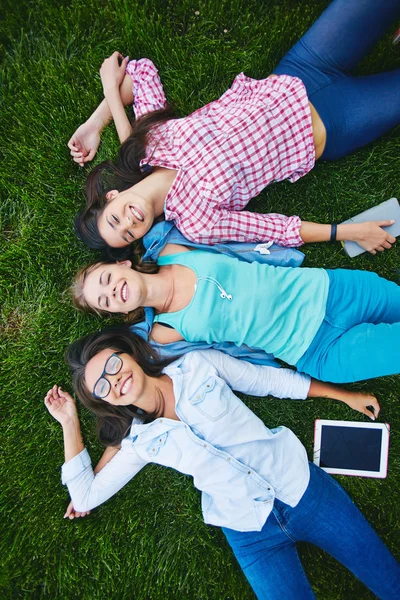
top-left (177, 208), bottom-right (303, 247)
top-left (126, 58), bottom-right (167, 119)
top-left (61, 447), bottom-right (146, 512)
top-left (200, 349), bottom-right (311, 399)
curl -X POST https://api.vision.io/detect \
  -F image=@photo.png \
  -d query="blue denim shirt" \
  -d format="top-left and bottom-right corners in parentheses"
top-left (131, 222), bottom-right (305, 367)
top-left (62, 351), bottom-right (310, 532)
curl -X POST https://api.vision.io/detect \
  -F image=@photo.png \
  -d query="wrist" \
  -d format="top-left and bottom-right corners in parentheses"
top-left (61, 415), bottom-right (80, 431)
top-left (88, 100), bottom-right (112, 130)
top-left (336, 223), bottom-right (361, 242)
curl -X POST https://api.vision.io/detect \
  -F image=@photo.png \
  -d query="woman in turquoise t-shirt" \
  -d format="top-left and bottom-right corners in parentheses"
top-left (72, 244), bottom-right (400, 384)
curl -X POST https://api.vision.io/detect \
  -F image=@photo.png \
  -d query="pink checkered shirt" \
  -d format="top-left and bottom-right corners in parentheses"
top-left (126, 59), bottom-right (315, 246)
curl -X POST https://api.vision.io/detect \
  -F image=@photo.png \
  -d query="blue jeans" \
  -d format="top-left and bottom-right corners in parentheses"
top-left (296, 269), bottom-right (400, 383)
top-left (223, 463), bottom-right (400, 599)
top-left (274, 0), bottom-right (400, 159)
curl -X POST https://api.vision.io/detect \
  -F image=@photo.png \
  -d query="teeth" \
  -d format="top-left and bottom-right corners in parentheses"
top-left (121, 283), bottom-right (127, 301)
top-left (131, 206), bottom-right (144, 222)
top-left (121, 376), bottom-right (132, 395)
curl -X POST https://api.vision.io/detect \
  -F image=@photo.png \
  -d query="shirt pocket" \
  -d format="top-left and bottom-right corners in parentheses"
top-left (189, 376), bottom-right (229, 421)
top-left (145, 432), bottom-right (181, 467)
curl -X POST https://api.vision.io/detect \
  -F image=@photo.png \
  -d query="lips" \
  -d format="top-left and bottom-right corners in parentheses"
top-left (120, 375), bottom-right (133, 396)
top-left (121, 282), bottom-right (128, 303)
top-left (130, 206), bottom-right (144, 222)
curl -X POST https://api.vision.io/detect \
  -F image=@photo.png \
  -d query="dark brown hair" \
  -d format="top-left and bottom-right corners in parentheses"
top-left (75, 107), bottom-right (175, 261)
top-left (65, 326), bottom-right (176, 446)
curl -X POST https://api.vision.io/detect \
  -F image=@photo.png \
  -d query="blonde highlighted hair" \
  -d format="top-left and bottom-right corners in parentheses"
top-left (70, 259), bottom-right (159, 323)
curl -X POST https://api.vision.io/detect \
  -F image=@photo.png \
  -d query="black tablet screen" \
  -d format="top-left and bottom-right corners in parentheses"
top-left (320, 426), bottom-right (382, 472)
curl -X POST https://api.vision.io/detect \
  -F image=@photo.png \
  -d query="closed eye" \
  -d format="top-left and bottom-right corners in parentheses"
top-left (112, 214), bottom-right (120, 224)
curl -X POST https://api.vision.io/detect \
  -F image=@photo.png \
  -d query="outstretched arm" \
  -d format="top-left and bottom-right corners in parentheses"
top-left (63, 445), bottom-right (120, 520)
top-left (44, 385), bottom-right (84, 461)
top-left (300, 221), bottom-right (395, 254)
top-left (204, 350), bottom-right (380, 419)
top-left (179, 207), bottom-right (395, 254)
top-left (44, 386), bottom-right (145, 513)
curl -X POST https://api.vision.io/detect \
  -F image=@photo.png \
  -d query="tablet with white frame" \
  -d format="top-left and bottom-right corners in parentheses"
top-left (313, 420), bottom-right (390, 478)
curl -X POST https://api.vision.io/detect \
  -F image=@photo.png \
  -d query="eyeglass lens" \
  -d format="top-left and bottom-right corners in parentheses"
top-left (93, 354), bottom-right (123, 398)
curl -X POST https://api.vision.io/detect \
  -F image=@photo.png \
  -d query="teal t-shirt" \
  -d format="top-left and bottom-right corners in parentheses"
top-left (154, 250), bottom-right (329, 365)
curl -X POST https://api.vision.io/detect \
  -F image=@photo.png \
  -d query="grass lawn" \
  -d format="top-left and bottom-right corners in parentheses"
top-left (0, 0), bottom-right (399, 598)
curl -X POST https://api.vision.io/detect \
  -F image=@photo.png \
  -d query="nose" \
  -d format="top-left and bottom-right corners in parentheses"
top-left (109, 372), bottom-right (122, 391)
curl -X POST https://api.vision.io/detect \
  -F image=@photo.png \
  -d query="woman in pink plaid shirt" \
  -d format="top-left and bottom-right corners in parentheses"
top-left (70, 0), bottom-right (400, 259)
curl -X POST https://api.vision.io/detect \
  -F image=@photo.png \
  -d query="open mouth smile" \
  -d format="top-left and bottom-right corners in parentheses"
top-left (121, 282), bottom-right (128, 303)
top-left (120, 375), bottom-right (133, 396)
top-left (130, 206), bottom-right (144, 222)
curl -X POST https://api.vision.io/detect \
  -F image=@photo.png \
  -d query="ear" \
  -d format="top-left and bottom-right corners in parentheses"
top-left (117, 260), bottom-right (132, 268)
top-left (105, 189), bottom-right (119, 202)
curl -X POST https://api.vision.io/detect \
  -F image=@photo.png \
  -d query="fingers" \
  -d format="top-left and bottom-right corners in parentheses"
top-left (368, 395), bottom-right (380, 419)
top-left (375, 220), bottom-right (395, 228)
top-left (363, 406), bottom-right (376, 420)
top-left (84, 148), bottom-right (97, 163)
top-left (361, 395), bottom-right (380, 421)
top-left (67, 135), bottom-right (82, 152)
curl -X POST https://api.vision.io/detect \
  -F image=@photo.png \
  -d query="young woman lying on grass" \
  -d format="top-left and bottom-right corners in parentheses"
top-left (44, 329), bottom-right (399, 600)
top-left (70, 0), bottom-right (400, 259)
top-left (72, 243), bottom-right (400, 384)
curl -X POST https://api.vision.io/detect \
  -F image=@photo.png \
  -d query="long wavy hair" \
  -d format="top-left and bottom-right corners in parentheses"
top-left (70, 259), bottom-right (158, 323)
top-left (75, 106), bottom-right (175, 261)
top-left (65, 326), bottom-right (176, 446)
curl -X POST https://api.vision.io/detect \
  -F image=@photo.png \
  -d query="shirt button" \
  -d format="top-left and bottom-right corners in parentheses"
top-left (227, 457), bottom-right (231, 461)
top-left (247, 471), bottom-right (251, 475)
top-left (206, 384), bottom-right (211, 388)
top-left (197, 395), bottom-right (201, 399)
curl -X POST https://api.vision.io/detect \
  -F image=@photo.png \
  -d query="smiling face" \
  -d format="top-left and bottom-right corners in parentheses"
top-left (97, 189), bottom-right (155, 248)
top-left (85, 349), bottom-right (153, 410)
top-left (83, 261), bottom-right (144, 314)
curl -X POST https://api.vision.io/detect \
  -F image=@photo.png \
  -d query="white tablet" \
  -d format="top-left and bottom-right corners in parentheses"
top-left (341, 197), bottom-right (400, 257)
top-left (313, 420), bottom-right (390, 478)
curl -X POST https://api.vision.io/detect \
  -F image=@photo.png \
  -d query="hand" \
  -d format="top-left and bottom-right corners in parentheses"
top-left (340, 391), bottom-right (380, 420)
top-left (67, 120), bottom-right (101, 167)
top-left (352, 221), bottom-right (396, 255)
top-left (64, 500), bottom-right (91, 520)
top-left (44, 385), bottom-right (78, 426)
top-left (100, 52), bottom-right (130, 96)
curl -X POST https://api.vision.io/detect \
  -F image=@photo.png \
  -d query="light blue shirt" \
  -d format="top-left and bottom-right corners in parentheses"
top-left (62, 351), bottom-right (311, 532)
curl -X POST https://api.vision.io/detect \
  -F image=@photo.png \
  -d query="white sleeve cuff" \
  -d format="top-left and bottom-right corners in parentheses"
top-left (61, 448), bottom-right (91, 485)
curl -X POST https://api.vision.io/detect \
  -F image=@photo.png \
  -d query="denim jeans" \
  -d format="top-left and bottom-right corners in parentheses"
top-left (223, 462), bottom-right (400, 599)
top-left (296, 269), bottom-right (400, 383)
top-left (274, 0), bottom-right (400, 159)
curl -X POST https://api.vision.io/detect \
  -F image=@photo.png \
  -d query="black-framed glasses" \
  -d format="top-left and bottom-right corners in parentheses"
top-left (93, 352), bottom-right (123, 399)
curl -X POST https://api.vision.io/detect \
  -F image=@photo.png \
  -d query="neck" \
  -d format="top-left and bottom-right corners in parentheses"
top-left (141, 268), bottom-right (174, 313)
top-left (132, 168), bottom-right (177, 218)
top-left (148, 374), bottom-right (178, 420)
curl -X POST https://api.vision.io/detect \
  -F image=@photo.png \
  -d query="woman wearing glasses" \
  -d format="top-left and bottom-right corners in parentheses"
top-left (44, 328), bottom-right (399, 599)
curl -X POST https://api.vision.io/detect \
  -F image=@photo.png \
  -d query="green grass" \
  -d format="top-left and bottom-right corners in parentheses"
top-left (0, 0), bottom-right (399, 598)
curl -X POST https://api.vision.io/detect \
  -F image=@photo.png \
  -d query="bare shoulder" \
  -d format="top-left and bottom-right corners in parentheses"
top-left (150, 323), bottom-right (184, 344)
top-left (159, 243), bottom-right (191, 257)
